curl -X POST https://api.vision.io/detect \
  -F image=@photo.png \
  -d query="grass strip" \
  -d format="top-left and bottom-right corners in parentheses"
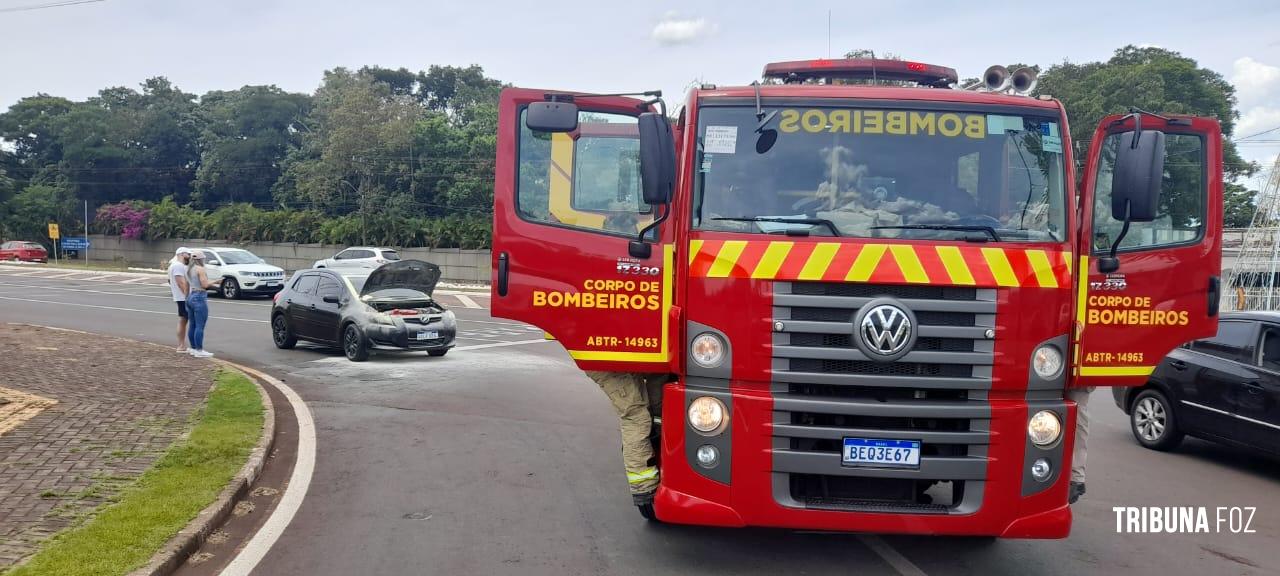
top-left (5, 369), bottom-right (264, 576)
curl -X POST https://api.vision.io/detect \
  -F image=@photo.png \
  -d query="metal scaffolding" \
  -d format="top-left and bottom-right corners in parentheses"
top-left (1225, 154), bottom-right (1280, 310)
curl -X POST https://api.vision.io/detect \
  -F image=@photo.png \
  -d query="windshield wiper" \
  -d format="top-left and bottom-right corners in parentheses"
top-left (712, 217), bottom-right (841, 237)
top-left (871, 224), bottom-right (1001, 242)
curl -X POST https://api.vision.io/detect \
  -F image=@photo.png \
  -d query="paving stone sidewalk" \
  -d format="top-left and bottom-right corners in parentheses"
top-left (0, 324), bottom-right (215, 569)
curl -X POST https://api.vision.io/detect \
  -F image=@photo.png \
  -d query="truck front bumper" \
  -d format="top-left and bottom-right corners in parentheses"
top-left (654, 381), bottom-right (1077, 538)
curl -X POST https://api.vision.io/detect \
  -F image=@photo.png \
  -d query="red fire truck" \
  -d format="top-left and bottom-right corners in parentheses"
top-left (490, 58), bottom-right (1223, 537)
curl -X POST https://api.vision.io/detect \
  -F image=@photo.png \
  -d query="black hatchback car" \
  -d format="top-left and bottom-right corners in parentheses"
top-left (270, 260), bottom-right (457, 361)
top-left (1113, 311), bottom-right (1280, 455)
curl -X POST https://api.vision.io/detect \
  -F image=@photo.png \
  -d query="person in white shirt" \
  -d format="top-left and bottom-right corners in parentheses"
top-left (168, 247), bottom-right (192, 351)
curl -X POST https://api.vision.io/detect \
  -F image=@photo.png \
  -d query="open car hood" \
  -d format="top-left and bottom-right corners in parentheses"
top-left (360, 259), bottom-right (441, 297)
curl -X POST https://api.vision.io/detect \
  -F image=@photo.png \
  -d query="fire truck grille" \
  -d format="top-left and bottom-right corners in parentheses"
top-left (770, 281), bottom-right (994, 515)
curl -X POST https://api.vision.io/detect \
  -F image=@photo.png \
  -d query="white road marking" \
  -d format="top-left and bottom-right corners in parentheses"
top-left (122, 276), bottom-right (159, 284)
top-left (454, 338), bottom-right (554, 351)
top-left (41, 271), bottom-right (85, 279)
top-left (0, 295), bottom-right (269, 323)
top-left (303, 337), bottom-right (552, 365)
top-left (454, 294), bottom-right (482, 309)
top-left (218, 362), bottom-right (316, 576)
top-left (455, 318), bottom-right (542, 329)
top-left (0, 281), bottom-right (272, 308)
top-left (856, 535), bottom-right (928, 576)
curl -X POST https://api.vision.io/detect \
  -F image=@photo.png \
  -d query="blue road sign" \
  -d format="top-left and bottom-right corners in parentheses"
top-left (60, 237), bottom-right (90, 250)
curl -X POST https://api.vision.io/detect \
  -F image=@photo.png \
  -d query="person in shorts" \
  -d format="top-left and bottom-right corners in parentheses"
top-left (169, 247), bottom-right (192, 351)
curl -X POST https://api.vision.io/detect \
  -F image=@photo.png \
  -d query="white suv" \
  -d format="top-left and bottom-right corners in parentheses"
top-left (313, 246), bottom-right (402, 271)
top-left (191, 247), bottom-right (286, 299)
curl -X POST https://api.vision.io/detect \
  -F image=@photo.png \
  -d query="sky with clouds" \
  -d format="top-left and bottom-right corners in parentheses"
top-left (2, 0), bottom-right (1277, 186)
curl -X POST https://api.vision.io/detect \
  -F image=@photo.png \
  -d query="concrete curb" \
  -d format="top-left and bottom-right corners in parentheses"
top-left (128, 360), bottom-right (276, 576)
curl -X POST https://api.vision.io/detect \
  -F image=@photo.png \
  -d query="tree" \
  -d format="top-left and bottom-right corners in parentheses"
top-left (1224, 183), bottom-right (1258, 228)
top-left (0, 184), bottom-right (79, 244)
top-left (46, 78), bottom-right (202, 206)
top-left (193, 85), bottom-right (312, 206)
top-left (1036, 46), bottom-right (1255, 179)
top-left (274, 68), bottom-right (423, 221)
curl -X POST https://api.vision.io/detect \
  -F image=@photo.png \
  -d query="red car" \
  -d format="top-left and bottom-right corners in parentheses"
top-left (0, 241), bottom-right (49, 262)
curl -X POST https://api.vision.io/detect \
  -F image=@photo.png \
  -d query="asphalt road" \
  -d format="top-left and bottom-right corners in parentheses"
top-left (0, 265), bottom-right (1276, 576)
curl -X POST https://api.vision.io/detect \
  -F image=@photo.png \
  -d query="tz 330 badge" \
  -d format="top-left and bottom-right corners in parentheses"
top-left (616, 257), bottom-right (660, 276)
top-left (1090, 274), bottom-right (1127, 291)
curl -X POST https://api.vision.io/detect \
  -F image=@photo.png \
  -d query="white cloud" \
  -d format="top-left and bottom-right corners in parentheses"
top-left (1236, 105), bottom-right (1280, 140)
top-left (1229, 56), bottom-right (1280, 173)
top-left (650, 13), bottom-right (716, 46)
top-left (1231, 57), bottom-right (1280, 110)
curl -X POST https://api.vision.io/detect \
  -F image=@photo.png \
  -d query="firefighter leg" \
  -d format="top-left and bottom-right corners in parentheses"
top-left (585, 371), bottom-right (659, 498)
top-left (1066, 386), bottom-right (1093, 503)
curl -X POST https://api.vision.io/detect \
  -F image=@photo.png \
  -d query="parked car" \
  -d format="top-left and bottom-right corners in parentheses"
top-left (313, 246), bottom-right (401, 271)
top-left (270, 259), bottom-right (456, 361)
top-left (189, 247), bottom-right (286, 299)
top-left (0, 241), bottom-right (48, 263)
top-left (1113, 311), bottom-right (1280, 456)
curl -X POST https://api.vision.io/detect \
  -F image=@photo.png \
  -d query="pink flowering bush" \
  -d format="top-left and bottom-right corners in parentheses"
top-left (94, 202), bottom-right (152, 239)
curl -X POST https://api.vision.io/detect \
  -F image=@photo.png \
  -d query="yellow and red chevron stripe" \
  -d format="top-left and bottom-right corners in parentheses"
top-left (687, 239), bottom-right (1071, 288)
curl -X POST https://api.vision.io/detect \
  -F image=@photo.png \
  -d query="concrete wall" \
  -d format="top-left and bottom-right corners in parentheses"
top-left (82, 235), bottom-right (491, 284)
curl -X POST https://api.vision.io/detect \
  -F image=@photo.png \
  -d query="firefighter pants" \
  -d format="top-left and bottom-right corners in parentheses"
top-left (1066, 386), bottom-right (1094, 484)
top-left (585, 371), bottom-right (661, 495)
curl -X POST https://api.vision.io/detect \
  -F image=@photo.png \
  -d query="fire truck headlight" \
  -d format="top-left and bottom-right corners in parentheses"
top-left (691, 332), bottom-right (726, 368)
top-left (695, 444), bottom-right (720, 468)
top-left (1032, 345), bottom-right (1064, 379)
top-left (1031, 458), bottom-right (1052, 482)
top-left (1027, 410), bottom-right (1062, 447)
top-left (688, 396), bottom-right (727, 435)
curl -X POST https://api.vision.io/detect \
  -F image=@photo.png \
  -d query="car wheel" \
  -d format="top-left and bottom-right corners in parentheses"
top-left (343, 324), bottom-right (369, 362)
top-left (221, 278), bottom-right (241, 299)
top-left (1130, 389), bottom-right (1184, 451)
top-left (637, 502), bottom-right (656, 521)
top-left (428, 349), bottom-right (448, 357)
top-left (272, 314), bottom-right (297, 349)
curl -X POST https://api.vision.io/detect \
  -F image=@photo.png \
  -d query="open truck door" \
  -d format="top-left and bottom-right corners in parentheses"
top-left (491, 88), bottom-right (676, 372)
top-left (1074, 113), bottom-right (1223, 386)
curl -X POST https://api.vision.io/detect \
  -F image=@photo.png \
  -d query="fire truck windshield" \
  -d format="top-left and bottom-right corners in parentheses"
top-left (692, 104), bottom-right (1066, 242)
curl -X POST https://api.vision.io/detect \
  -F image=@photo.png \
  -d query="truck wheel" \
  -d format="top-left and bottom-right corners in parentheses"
top-left (637, 503), bottom-right (656, 521)
top-left (343, 324), bottom-right (369, 362)
top-left (1130, 389), bottom-right (1184, 451)
top-left (272, 314), bottom-right (297, 349)
top-left (221, 278), bottom-right (241, 299)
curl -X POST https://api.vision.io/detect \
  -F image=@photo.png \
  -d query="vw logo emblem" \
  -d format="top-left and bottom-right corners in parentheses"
top-left (853, 299), bottom-right (917, 361)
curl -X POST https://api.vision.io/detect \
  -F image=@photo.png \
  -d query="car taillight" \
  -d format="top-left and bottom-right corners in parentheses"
top-left (273, 293), bottom-right (281, 303)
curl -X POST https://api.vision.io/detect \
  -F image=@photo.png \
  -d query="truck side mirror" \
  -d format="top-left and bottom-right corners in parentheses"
top-left (526, 101), bottom-right (579, 132)
top-left (629, 112), bottom-right (676, 260)
top-left (1111, 130), bottom-right (1165, 222)
top-left (1098, 129), bottom-right (1166, 274)
top-left (638, 112), bottom-right (675, 205)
